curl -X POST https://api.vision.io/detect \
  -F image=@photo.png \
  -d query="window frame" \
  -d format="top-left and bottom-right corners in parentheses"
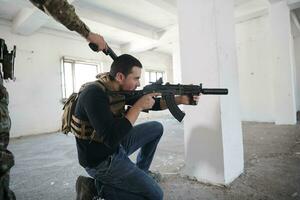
top-left (144, 70), bottom-right (165, 85)
top-left (61, 57), bottom-right (102, 101)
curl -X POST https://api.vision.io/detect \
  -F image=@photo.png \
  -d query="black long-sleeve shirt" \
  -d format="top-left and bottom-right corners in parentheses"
top-left (74, 84), bottom-right (161, 168)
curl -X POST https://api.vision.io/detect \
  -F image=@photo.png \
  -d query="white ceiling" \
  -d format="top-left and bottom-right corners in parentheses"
top-left (0, 0), bottom-right (299, 54)
top-left (235, 0), bottom-right (253, 6)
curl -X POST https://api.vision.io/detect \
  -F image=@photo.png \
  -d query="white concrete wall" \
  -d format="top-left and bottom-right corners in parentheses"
top-left (0, 23), bottom-right (171, 137)
top-left (294, 36), bottom-right (300, 111)
top-left (0, 24), bottom-right (112, 137)
top-left (268, 1), bottom-right (296, 125)
top-left (235, 10), bottom-right (300, 121)
top-left (235, 16), bottom-right (274, 122)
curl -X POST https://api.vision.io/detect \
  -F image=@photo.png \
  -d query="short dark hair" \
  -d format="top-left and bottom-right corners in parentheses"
top-left (110, 54), bottom-right (142, 77)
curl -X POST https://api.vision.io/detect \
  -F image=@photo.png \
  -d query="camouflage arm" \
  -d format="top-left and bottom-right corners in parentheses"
top-left (29, 0), bottom-right (90, 38)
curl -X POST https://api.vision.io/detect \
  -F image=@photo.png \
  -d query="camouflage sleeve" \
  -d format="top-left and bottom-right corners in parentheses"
top-left (29, 0), bottom-right (90, 38)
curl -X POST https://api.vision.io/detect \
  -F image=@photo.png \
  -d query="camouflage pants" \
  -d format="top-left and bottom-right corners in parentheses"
top-left (0, 84), bottom-right (15, 200)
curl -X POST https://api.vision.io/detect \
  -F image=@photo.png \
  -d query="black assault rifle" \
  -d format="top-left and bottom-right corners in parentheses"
top-left (108, 78), bottom-right (228, 122)
top-left (89, 43), bottom-right (228, 122)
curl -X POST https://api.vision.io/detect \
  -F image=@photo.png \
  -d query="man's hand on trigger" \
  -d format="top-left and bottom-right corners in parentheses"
top-left (134, 93), bottom-right (161, 110)
top-left (87, 32), bottom-right (107, 51)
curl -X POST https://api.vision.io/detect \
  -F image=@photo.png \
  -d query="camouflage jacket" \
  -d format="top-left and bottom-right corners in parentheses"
top-left (0, 84), bottom-right (14, 175)
top-left (29, 0), bottom-right (90, 38)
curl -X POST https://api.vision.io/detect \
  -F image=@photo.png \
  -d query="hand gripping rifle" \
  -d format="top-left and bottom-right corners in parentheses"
top-left (88, 43), bottom-right (228, 122)
top-left (89, 43), bottom-right (118, 60)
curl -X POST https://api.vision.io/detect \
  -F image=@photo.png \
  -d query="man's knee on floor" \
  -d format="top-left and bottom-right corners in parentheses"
top-left (154, 185), bottom-right (164, 200)
top-left (149, 121), bottom-right (164, 138)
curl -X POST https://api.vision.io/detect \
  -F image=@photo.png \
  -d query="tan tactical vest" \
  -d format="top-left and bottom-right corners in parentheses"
top-left (62, 73), bottom-right (125, 143)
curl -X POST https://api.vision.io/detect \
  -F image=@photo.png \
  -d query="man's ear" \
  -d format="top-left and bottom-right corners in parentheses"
top-left (115, 72), bottom-right (125, 83)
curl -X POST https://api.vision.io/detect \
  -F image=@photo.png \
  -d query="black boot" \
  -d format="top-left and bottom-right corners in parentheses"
top-left (76, 176), bottom-right (98, 200)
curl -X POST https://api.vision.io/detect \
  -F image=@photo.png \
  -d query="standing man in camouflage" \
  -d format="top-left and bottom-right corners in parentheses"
top-left (28, 1), bottom-right (108, 199)
top-left (29, 0), bottom-right (107, 51)
top-left (0, 39), bottom-right (16, 200)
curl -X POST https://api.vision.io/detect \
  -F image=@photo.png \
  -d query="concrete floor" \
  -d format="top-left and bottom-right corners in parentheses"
top-left (8, 111), bottom-right (300, 200)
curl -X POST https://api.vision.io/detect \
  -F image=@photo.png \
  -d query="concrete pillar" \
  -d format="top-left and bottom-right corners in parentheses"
top-left (268, 0), bottom-right (297, 124)
top-left (177, 0), bottom-right (244, 184)
top-left (172, 41), bottom-right (182, 83)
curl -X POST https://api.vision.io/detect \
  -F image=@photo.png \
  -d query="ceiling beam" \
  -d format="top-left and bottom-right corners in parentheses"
top-left (12, 7), bottom-right (49, 35)
top-left (121, 25), bottom-right (178, 53)
top-left (11, 0), bottom-right (77, 35)
top-left (74, 6), bottom-right (161, 41)
top-left (10, 0), bottom-right (161, 42)
top-left (7, 0), bottom-right (172, 53)
top-left (8, 1), bottom-right (162, 54)
top-left (291, 11), bottom-right (300, 33)
top-left (142, 0), bottom-right (177, 16)
top-left (235, 8), bottom-right (268, 24)
top-left (287, 0), bottom-right (300, 9)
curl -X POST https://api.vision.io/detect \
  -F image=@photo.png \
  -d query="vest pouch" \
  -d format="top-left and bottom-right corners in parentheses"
top-left (61, 92), bottom-right (78, 134)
